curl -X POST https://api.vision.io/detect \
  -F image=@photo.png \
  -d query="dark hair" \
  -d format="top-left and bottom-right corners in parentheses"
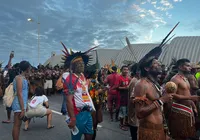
top-left (19, 61), bottom-right (30, 72)
top-left (30, 79), bottom-right (41, 87)
top-left (35, 87), bottom-right (45, 96)
top-left (130, 63), bottom-right (138, 75)
top-left (111, 66), bottom-right (117, 72)
top-left (139, 58), bottom-right (154, 77)
top-left (176, 59), bottom-right (190, 68)
top-left (120, 65), bottom-right (128, 71)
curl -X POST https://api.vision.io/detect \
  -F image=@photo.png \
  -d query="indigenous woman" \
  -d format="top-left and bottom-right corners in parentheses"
top-left (86, 65), bottom-right (103, 140)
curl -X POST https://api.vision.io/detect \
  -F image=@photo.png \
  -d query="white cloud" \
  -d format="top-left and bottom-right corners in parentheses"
top-left (148, 10), bottom-right (156, 17)
top-left (44, 28), bottom-right (54, 34)
top-left (166, 12), bottom-right (172, 18)
top-left (173, 0), bottom-right (182, 2)
top-left (153, 0), bottom-right (173, 11)
top-left (141, 2), bottom-right (146, 4)
top-left (93, 38), bottom-right (100, 46)
top-left (139, 14), bottom-right (146, 18)
top-left (151, 1), bottom-right (157, 5)
top-left (144, 30), bottom-right (153, 42)
top-left (132, 4), bottom-right (145, 13)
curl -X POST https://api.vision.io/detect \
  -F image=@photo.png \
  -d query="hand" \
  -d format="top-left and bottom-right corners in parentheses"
top-left (19, 110), bottom-right (25, 119)
top-left (190, 95), bottom-right (200, 102)
top-left (10, 53), bottom-right (14, 59)
top-left (68, 119), bottom-right (76, 129)
top-left (160, 94), bottom-right (174, 103)
top-left (194, 108), bottom-right (198, 116)
top-left (124, 86), bottom-right (129, 90)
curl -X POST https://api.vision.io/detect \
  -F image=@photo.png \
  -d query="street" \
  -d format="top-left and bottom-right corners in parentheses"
top-left (0, 94), bottom-right (130, 140)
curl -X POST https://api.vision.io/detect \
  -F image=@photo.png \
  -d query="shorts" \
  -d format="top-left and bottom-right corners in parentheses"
top-left (12, 102), bottom-right (27, 113)
top-left (26, 105), bottom-right (47, 118)
top-left (71, 111), bottom-right (93, 140)
top-left (6, 107), bottom-right (12, 111)
top-left (44, 80), bottom-right (53, 89)
top-left (119, 106), bottom-right (127, 118)
top-left (107, 94), bottom-right (120, 110)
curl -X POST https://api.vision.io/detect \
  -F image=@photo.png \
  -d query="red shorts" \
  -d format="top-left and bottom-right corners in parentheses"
top-left (107, 94), bottom-right (120, 110)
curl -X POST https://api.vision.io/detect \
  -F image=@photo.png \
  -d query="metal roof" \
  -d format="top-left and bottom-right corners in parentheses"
top-left (43, 55), bottom-right (63, 67)
top-left (43, 49), bottom-right (120, 67)
top-left (160, 36), bottom-right (200, 66)
top-left (114, 44), bottom-right (169, 67)
top-left (43, 36), bottom-right (200, 68)
top-left (89, 49), bottom-right (120, 67)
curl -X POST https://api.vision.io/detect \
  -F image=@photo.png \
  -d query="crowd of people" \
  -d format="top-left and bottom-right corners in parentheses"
top-left (2, 41), bottom-right (200, 140)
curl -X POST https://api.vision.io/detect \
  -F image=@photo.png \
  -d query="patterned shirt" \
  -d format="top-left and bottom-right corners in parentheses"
top-left (63, 72), bottom-right (94, 115)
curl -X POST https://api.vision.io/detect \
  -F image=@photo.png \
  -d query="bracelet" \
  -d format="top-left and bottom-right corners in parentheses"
top-left (153, 101), bottom-right (159, 108)
top-left (70, 117), bottom-right (76, 121)
top-left (159, 100), bottom-right (164, 106)
top-left (157, 100), bottom-right (164, 106)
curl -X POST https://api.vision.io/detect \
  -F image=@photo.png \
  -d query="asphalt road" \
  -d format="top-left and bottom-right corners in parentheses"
top-left (0, 94), bottom-right (131, 140)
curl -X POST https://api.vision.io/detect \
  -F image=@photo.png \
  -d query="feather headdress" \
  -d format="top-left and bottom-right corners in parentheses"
top-left (61, 42), bottom-right (97, 68)
top-left (139, 22), bottom-right (180, 69)
top-left (0, 61), bottom-right (3, 68)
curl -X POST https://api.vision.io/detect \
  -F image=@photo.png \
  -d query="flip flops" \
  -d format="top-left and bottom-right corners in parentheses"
top-left (47, 125), bottom-right (55, 129)
top-left (23, 128), bottom-right (28, 131)
top-left (2, 120), bottom-right (11, 124)
top-left (119, 124), bottom-right (128, 131)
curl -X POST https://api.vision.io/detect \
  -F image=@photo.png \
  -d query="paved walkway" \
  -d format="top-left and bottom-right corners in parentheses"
top-left (0, 94), bottom-right (131, 140)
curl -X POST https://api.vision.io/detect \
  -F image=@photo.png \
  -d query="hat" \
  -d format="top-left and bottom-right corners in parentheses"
top-left (138, 22), bottom-right (180, 70)
top-left (61, 42), bottom-right (97, 68)
top-left (85, 64), bottom-right (98, 79)
top-left (191, 63), bottom-right (200, 69)
top-left (0, 61), bottom-right (3, 68)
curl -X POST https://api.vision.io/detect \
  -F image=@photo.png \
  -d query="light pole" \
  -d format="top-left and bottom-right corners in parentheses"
top-left (27, 17), bottom-right (40, 65)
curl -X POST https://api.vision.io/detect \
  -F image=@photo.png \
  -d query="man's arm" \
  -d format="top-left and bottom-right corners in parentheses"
top-left (7, 53), bottom-right (14, 69)
top-left (66, 94), bottom-right (75, 118)
top-left (188, 75), bottom-right (199, 90)
top-left (134, 82), bottom-right (158, 119)
top-left (118, 77), bottom-right (126, 90)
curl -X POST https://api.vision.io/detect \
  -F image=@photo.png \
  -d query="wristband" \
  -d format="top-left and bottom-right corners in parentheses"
top-left (70, 117), bottom-right (76, 121)
top-left (153, 101), bottom-right (159, 108)
top-left (157, 100), bottom-right (164, 106)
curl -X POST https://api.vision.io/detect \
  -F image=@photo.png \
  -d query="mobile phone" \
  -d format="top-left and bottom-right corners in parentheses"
top-left (10, 51), bottom-right (14, 57)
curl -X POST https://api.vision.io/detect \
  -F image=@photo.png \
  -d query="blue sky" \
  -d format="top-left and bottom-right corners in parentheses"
top-left (0, 0), bottom-right (200, 66)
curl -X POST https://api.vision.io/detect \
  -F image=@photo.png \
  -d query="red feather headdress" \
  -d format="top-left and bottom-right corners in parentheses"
top-left (61, 42), bottom-right (97, 68)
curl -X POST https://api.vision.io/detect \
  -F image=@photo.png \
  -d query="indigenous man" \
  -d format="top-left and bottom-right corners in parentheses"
top-left (186, 63), bottom-right (200, 95)
top-left (118, 65), bottom-right (131, 131)
top-left (128, 63), bottom-right (139, 140)
top-left (61, 42), bottom-right (96, 140)
top-left (169, 59), bottom-right (200, 140)
top-left (104, 66), bottom-right (121, 121)
top-left (134, 56), bottom-right (173, 140)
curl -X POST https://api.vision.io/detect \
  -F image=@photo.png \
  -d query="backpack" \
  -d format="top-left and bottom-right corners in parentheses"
top-left (56, 76), bottom-right (63, 91)
top-left (3, 83), bottom-right (15, 107)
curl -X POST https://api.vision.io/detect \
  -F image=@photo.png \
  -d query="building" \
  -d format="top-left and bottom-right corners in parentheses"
top-left (43, 36), bottom-right (200, 67)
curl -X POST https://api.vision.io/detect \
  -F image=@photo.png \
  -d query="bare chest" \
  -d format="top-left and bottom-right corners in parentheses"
top-left (146, 86), bottom-right (161, 101)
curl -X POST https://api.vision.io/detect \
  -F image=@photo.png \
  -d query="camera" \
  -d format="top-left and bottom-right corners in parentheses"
top-left (21, 116), bottom-right (29, 122)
